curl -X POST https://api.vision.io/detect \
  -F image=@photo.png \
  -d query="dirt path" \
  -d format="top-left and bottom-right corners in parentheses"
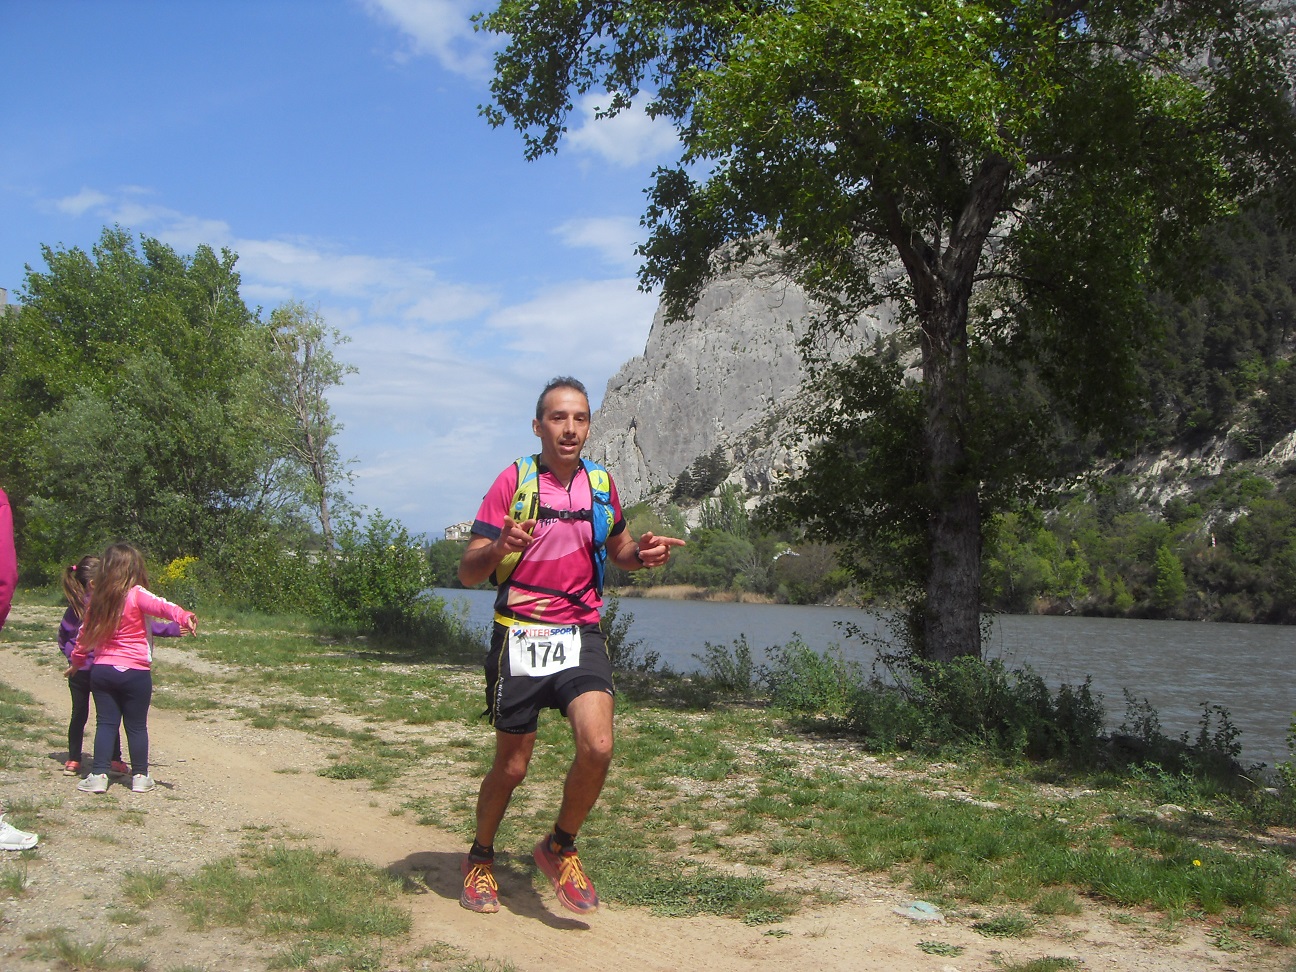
top-left (0, 607), bottom-right (1280, 971)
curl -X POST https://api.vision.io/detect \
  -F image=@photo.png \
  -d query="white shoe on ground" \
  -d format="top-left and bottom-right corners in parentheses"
top-left (76, 773), bottom-right (109, 793)
top-left (0, 816), bottom-right (38, 851)
top-left (131, 774), bottom-right (156, 793)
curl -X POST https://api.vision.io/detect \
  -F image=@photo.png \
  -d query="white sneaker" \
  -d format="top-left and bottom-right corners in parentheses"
top-left (0, 816), bottom-right (38, 851)
top-left (131, 774), bottom-right (156, 793)
top-left (76, 773), bottom-right (109, 793)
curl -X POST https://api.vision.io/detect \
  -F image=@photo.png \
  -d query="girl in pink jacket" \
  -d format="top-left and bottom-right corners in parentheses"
top-left (66, 543), bottom-right (196, 794)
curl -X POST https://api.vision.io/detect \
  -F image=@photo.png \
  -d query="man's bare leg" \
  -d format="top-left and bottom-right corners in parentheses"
top-left (475, 729), bottom-right (536, 846)
top-left (533, 688), bottom-right (614, 913)
top-left (555, 688), bottom-right (615, 835)
top-left (462, 729), bottom-right (536, 913)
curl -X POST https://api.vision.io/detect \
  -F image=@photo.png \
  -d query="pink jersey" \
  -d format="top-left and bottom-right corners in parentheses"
top-left (69, 586), bottom-right (193, 671)
top-left (472, 461), bottom-right (624, 626)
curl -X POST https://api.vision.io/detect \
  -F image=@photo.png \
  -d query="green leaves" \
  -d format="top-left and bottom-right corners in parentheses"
top-left (480, 0), bottom-right (1296, 659)
top-left (0, 228), bottom-right (308, 579)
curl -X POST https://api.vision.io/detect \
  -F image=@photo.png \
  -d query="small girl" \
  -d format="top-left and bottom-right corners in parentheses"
top-left (65, 543), bottom-right (196, 794)
top-left (59, 556), bottom-right (183, 778)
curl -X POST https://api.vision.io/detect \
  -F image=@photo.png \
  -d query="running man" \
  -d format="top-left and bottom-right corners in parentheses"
top-left (457, 376), bottom-right (684, 915)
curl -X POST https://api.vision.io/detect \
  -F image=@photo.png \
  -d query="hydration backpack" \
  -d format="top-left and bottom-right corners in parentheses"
top-left (490, 455), bottom-right (615, 594)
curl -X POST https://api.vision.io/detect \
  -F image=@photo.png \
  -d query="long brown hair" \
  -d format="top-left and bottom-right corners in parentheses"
top-left (61, 556), bottom-right (100, 620)
top-left (78, 543), bottom-right (148, 650)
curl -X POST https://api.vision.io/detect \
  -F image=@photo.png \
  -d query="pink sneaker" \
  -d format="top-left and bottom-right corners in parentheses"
top-left (460, 856), bottom-right (499, 913)
top-left (533, 836), bottom-right (599, 914)
top-left (110, 760), bottom-right (130, 776)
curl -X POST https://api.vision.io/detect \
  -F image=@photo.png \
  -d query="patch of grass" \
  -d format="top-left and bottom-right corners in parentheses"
top-left (175, 841), bottom-right (411, 971)
top-left (319, 761), bottom-right (370, 781)
top-left (1209, 926), bottom-right (1252, 953)
top-left (29, 929), bottom-right (147, 971)
top-left (0, 680), bottom-right (56, 770)
top-left (918, 940), bottom-right (964, 956)
top-left (972, 910), bottom-right (1037, 938)
top-left (997, 960), bottom-right (1081, 972)
top-left (1, 859), bottom-right (30, 895)
top-left (589, 844), bottom-right (792, 922)
top-left (1032, 888), bottom-right (1084, 916)
top-left (105, 906), bottom-right (146, 925)
top-left (122, 867), bottom-right (172, 906)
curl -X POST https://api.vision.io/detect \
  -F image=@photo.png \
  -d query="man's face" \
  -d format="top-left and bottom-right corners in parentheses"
top-left (533, 386), bottom-right (591, 468)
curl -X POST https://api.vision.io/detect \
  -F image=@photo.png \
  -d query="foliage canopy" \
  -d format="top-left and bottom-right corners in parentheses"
top-left (478, 0), bottom-right (1296, 660)
top-left (0, 227), bottom-right (355, 582)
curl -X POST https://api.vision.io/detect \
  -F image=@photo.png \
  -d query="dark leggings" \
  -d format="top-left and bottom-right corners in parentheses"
top-left (89, 666), bottom-right (152, 776)
top-left (66, 669), bottom-right (122, 766)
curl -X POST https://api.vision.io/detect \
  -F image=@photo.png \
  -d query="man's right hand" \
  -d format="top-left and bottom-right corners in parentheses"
top-left (458, 516), bottom-right (539, 587)
top-left (494, 515), bottom-right (537, 556)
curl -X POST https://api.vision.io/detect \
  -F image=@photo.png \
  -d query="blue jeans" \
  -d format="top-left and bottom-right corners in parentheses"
top-left (89, 666), bottom-right (153, 775)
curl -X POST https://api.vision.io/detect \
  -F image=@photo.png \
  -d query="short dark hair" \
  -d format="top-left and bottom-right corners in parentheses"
top-left (535, 376), bottom-right (589, 420)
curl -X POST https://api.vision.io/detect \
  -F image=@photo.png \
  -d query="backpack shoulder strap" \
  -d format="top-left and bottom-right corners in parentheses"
top-left (581, 458), bottom-right (616, 592)
top-left (490, 455), bottom-right (540, 587)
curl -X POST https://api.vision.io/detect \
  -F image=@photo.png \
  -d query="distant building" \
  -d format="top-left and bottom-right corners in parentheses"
top-left (444, 521), bottom-right (473, 542)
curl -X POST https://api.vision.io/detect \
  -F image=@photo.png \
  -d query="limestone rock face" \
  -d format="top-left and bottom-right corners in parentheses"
top-left (588, 252), bottom-right (898, 505)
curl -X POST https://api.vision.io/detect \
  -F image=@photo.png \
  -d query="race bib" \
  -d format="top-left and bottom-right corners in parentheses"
top-left (508, 624), bottom-right (582, 677)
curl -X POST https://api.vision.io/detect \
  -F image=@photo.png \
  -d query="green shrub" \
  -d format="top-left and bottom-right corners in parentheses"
top-left (1278, 712), bottom-right (1296, 794)
top-left (693, 636), bottom-right (756, 696)
top-left (323, 513), bottom-right (430, 637)
top-left (844, 657), bottom-right (1104, 764)
top-left (195, 512), bottom-right (480, 656)
top-left (844, 681), bottom-right (926, 751)
top-left (204, 530), bottom-right (327, 616)
top-left (1117, 692), bottom-right (1249, 784)
top-left (760, 638), bottom-right (862, 718)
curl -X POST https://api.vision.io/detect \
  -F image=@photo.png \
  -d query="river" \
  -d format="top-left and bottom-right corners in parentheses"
top-left (433, 588), bottom-right (1294, 770)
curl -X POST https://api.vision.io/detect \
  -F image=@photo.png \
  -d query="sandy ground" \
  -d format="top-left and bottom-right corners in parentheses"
top-left (0, 604), bottom-right (1288, 972)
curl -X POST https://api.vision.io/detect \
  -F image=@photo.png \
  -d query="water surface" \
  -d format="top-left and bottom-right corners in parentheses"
top-left (435, 588), bottom-right (1294, 769)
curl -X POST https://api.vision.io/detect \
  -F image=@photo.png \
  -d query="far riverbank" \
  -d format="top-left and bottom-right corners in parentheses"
top-left (613, 583), bottom-right (776, 603)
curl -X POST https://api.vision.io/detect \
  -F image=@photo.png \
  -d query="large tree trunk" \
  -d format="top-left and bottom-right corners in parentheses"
top-left (921, 298), bottom-right (982, 662)
top-left (889, 155), bottom-right (1013, 662)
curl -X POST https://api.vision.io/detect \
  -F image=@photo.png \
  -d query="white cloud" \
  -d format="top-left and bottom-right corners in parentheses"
top-left (363, 0), bottom-right (494, 77)
top-left (157, 216), bottom-right (236, 252)
top-left (484, 277), bottom-right (656, 381)
top-left (55, 188), bottom-right (111, 216)
top-left (50, 188), bottom-right (237, 253)
top-left (234, 238), bottom-right (435, 298)
top-left (566, 94), bottom-right (679, 168)
top-left (554, 216), bottom-right (643, 271)
top-left (330, 323), bottom-right (550, 529)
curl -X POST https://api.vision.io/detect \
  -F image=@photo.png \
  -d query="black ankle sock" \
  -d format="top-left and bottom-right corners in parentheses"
top-left (552, 826), bottom-right (576, 850)
top-left (469, 841), bottom-right (494, 861)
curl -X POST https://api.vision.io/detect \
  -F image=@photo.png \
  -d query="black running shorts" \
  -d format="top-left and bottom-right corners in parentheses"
top-left (484, 621), bottom-right (614, 734)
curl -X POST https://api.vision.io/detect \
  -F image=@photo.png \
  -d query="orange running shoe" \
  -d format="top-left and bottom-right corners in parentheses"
top-left (460, 856), bottom-right (499, 913)
top-left (533, 836), bottom-right (599, 914)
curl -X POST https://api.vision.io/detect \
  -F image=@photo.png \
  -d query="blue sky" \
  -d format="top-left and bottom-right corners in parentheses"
top-left (1, 1), bottom-right (679, 537)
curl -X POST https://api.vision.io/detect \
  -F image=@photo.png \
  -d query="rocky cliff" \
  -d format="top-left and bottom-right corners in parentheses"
top-left (587, 250), bottom-right (898, 505)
